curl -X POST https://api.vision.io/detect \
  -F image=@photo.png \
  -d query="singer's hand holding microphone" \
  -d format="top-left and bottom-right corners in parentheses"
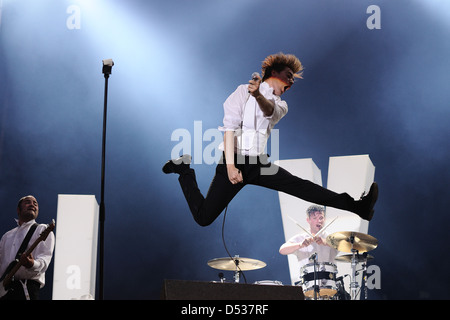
top-left (248, 72), bottom-right (261, 97)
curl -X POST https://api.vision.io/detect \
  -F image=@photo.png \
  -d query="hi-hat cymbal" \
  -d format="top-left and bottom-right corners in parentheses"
top-left (207, 257), bottom-right (266, 271)
top-left (327, 231), bottom-right (378, 253)
top-left (335, 253), bottom-right (374, 263)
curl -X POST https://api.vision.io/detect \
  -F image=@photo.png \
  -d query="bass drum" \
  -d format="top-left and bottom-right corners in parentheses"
top-left (300, 262), bottom-right (337, 299)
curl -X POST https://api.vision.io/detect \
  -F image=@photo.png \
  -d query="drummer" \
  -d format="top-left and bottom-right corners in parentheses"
top-left (279, 205), bottom-right (338, 281)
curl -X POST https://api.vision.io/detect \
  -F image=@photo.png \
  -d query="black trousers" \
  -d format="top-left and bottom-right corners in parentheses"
top-left (178, 154), bottom-right (357, 226)
top-left (0, 279), bottom-right (40, 300)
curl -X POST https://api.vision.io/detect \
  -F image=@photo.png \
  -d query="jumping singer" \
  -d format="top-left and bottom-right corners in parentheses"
top-left (162, 52), bottom-right (378, 227)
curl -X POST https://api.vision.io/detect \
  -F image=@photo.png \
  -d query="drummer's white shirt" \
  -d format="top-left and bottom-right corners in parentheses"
top-left (287, 232), bottom-right (338, 272)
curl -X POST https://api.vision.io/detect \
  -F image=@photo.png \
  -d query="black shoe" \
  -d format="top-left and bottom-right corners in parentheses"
top-left (355, 182), bottom-right (378, 221)
top-left (162, 155), bottom-right (192, 174)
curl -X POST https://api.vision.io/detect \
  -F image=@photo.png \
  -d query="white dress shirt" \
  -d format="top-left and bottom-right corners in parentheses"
top-left (287, 232), bottom-right (338, 282)
top-left (218, 81), bottom-right (288, 156)
top-left (0, 219), bottom-right (55, 287)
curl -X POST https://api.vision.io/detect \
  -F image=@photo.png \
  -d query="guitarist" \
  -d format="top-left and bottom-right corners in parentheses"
top-left (0, 195), bottom-right (55, 300)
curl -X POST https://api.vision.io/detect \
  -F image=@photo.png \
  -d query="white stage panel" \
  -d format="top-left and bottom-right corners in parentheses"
top-left (275, 159), bottom-right (322, 285)
top-left (52, 195), bottom-right (98, 300)
top-left (276, 155), bottom-right (376, 298)
top-left (326, 155), bottom-right (375, 300)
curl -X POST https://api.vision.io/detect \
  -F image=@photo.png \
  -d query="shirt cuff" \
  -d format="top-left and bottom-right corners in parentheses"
top-left (218, 126), bottom-right (238, 132)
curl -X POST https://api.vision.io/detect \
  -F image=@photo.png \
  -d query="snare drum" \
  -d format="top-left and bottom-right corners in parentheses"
top-left (300, 262), bottom-right (337, 299)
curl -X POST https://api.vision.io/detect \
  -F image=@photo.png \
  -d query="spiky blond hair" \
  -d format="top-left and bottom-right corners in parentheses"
top-left (261, 52), bottom-right (304, 81)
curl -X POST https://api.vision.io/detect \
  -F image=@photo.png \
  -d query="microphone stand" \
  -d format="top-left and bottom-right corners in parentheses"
top-left (99, 59), bottom-right (114, 300)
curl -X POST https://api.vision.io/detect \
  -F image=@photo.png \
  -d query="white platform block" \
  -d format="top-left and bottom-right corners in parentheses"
top-left (276, 155), bottom-right (376, 299)
top-left (325, 154), bottom-right (375, 234)
top-left (52, 195), bottom-right (99, 300)
top-left (275, 159), bottom-right (323, 285)
top-left (325, 155), bottom-right (375, 300)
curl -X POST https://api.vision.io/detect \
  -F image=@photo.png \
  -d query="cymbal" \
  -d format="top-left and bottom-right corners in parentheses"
top-left (327, 231), bottom-right (378, 253)
top-left (207, 257), bottom-right (266, 271)
top-left (335, 253), bottom-right (374, 263)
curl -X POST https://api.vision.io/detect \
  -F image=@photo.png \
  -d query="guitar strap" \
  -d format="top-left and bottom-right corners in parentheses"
top-left (15, 223), bottom-right (38, 261)
top-left (0, 223), bottom-right (39, 285)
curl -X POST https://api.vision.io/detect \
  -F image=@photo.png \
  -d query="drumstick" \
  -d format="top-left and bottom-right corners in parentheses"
top-left (287, 215), bottom-right (313, 237)
top-left (315, 216), bottom-right (338, 238)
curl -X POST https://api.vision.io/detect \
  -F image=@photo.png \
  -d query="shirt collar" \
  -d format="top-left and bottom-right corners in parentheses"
top-left (15, 219), bottom-right (36, 227)
top-left (260, 81), bottom-right (281, 99)
top-left (260, 81), bottom-right (271, 93)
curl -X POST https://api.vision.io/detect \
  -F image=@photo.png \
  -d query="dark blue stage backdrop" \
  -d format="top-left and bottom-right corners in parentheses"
top-left (1, 0), bottom-right (449, 300)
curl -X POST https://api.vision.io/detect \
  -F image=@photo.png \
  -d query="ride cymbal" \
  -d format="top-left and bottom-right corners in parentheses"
top-left (327, 231), bottom-right (378, 253)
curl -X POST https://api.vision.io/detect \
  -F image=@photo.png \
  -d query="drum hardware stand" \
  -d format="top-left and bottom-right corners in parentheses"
top-left (309, 252), bottom-right (319, 300)
top-left (362, 263), bottom-right (368, 300)
top-left (233, 256), bottom-right (241, 283)
top-left (327, 231), bottom-right (378, 300)
top-left (350, 252), bottom-right (371, 300)
top-left (361, 252), bottom-right (369, 300)
top-left (336, 275), bottom-right (350, 300)
top-left (226, 255), bottom-right (243, 283)
top-left (217, 272), bottom-right (226, 283)
top-left (349, 235), bottom-right (360, 300)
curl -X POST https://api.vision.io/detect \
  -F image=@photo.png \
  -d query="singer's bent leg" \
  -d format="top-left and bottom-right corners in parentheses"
top-left (178, 163), bottom-right (244, 226)
top-left (254, 163), bottom-right (356, 212)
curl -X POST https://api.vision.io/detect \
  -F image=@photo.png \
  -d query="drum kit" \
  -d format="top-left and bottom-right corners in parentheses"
top-left (207, 231), bottom-right (378, 300)
top-left (303, 231), bottom-right (378, 300)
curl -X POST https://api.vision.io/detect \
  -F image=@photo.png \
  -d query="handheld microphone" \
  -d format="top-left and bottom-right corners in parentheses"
top-left (251, 72), bottom-right (260, 80)
top-left (246, 72), bottom-right (261, 96)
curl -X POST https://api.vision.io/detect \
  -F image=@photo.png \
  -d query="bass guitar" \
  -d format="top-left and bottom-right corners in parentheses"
top-left (0, 220), bottom-right (55, 298)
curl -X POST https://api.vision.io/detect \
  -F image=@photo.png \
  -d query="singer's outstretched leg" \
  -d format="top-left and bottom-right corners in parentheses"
top-left (178, 162), bottom-right (244, 226)
top-left (248, 161), bottom-right (376, 220)
top-left (255, 163), bottom-right (355, 210)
